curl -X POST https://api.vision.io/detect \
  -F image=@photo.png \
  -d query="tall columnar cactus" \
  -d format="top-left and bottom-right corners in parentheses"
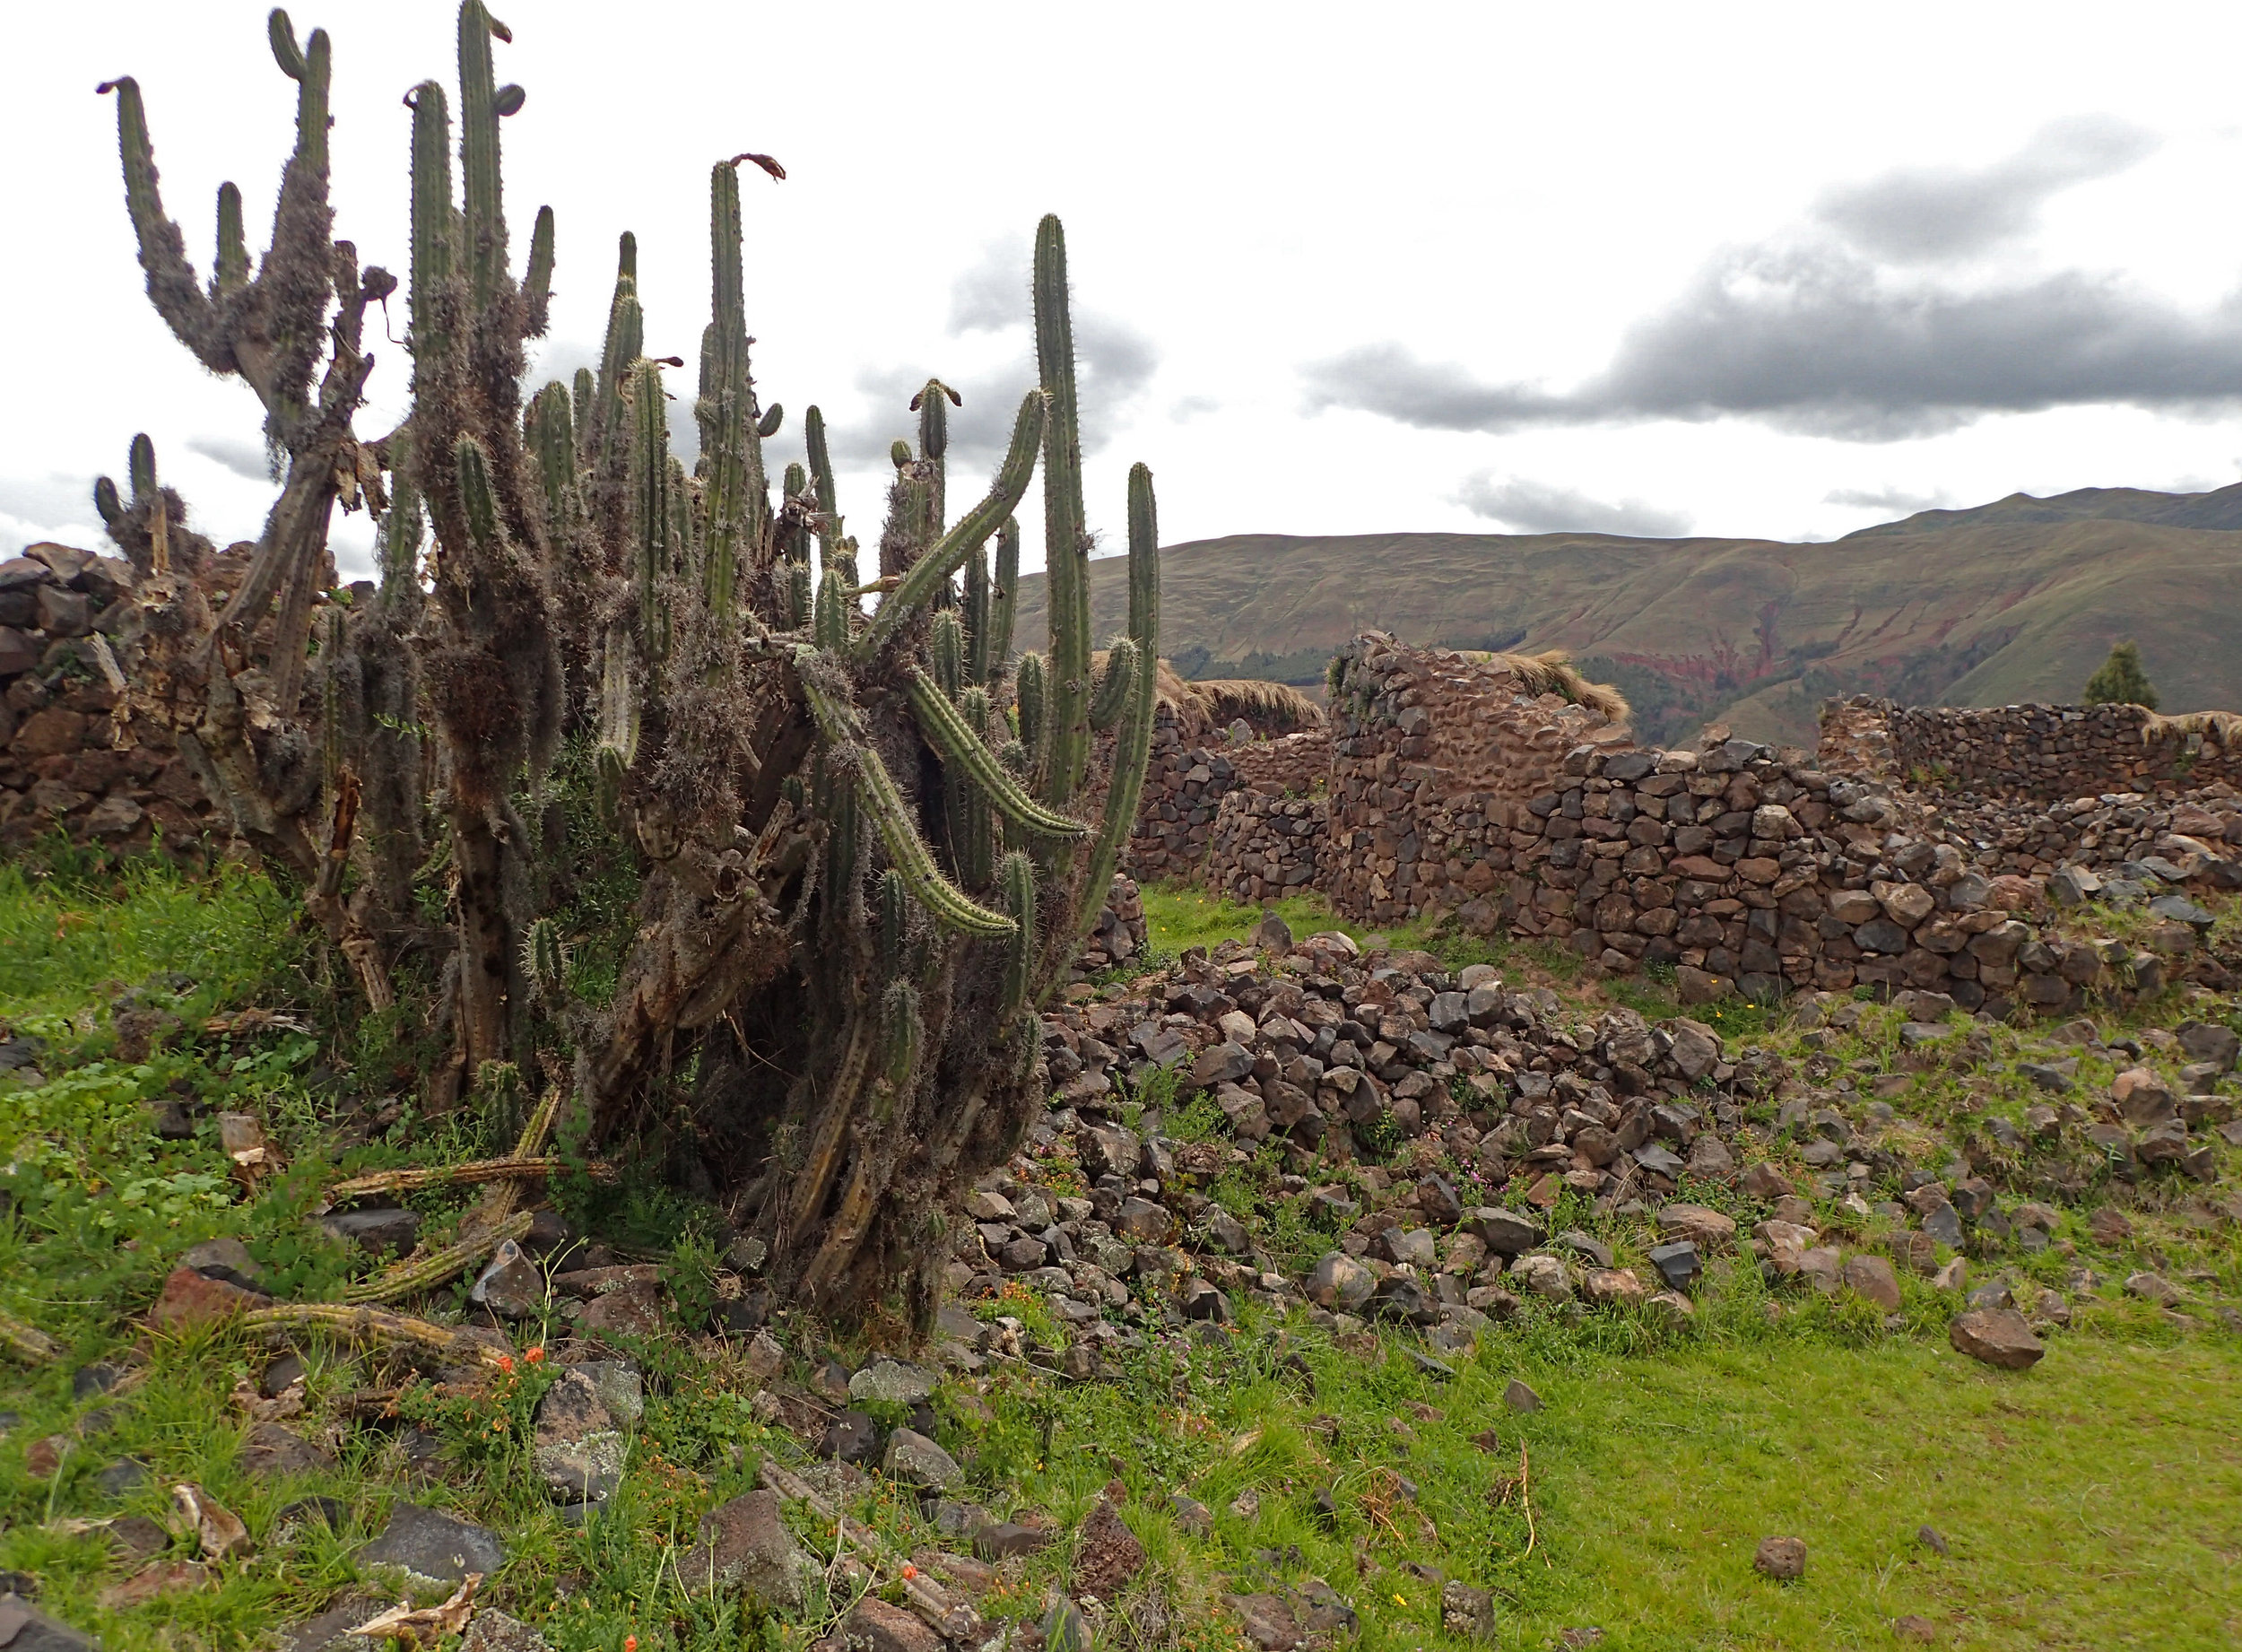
top-left (94, 4), bottom-right (1160, 1323)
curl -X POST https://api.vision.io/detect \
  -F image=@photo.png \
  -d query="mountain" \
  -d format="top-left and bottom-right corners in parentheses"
top-left (1011, 487), bottom-right (2242, 749)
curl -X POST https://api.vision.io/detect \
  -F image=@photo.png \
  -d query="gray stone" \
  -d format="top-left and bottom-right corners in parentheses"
top-left (2177, 1022), bottom-right (2241, 1072)
top-left (533, 1369), bottom-right (626, 1504)
top-left (2148, 893), bottom-right (2215, 930)
top-left (180, 1236), bottom-right (264, 1289)
top-left (1504, 1378), bottom-right (1542, 1412)
top-left (676, 1489), bottom-right (815, 1607)
top-left (881, 1428), bottom-right (961, 1491)
top-left (355, 1502), bottom-right (505, 1588)
top-left (1646, 1240), bottom-right (1700, 1293)
top-left (1920, 1204), bottom-right (1965, 1249)
top-left (1441, 1579), bottom-right (1499, 1639)
top-left (1842, 1254), bottom-right (1903, 1312)
top-left (279, 1595), bottom-right (396, 1652)
top-left (1466, 1207), bottom-right (1542, 1254)
top-left (469, 1239), bottom-right (544, 1318)
top-left (319, 1207), bottom-right (420, 1256)
top-left (460, 1610), bottom-right (555, 1652)
top-left (1304, 1250), bottom-right (1375, 1311)
top-left (848, 1359), bottom-right (937, 1405)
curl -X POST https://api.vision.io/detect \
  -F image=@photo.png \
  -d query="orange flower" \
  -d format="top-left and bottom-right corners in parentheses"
top-left (526, 1346), bottom-right (545, 1362)
top-left (900, 1564), bottom-right (918, 1580)
top-left (625, 1639), bottom-right (638, 1652)
top-left (497, 1353), bottom-right (515, 1374)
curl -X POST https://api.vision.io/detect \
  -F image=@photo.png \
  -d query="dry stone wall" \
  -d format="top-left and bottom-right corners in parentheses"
top-left (1824, 696), bottom-right (2242, 799)
top-left (1, 545), bottom-right (218, 856)
top-left (1176, 634), bottom-right (2242, 1019)
top-left (1125, 711), bottom-right (1328, 881)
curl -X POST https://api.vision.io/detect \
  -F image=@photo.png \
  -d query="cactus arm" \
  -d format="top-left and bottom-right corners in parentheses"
top-left (854, 389), bottom-right (1044, 662)
top-left (591, 234), bottom-right (642, 474)
top-left (758, 403), bottom-right (785, 439)
top-left (930, 612), bottom-right (964, 700)
top-left (998, 849), bottom-right (1037, 1019)
top-left (407, 82), bottom-right (456, 366)
top-left (1072, 462), bottom-right (1161, 936)
top-left (522, 204), bottom-right (554, 334)
top-left (1033, 215), bottom-right (1091, 805)
top-left (1014, 651), bottom-right (1046, 768)
top-left (457, 0), bottom-right (509, 309)
top-left (805, 404), bottom-right (841, 569)
top-left (799, 665), bottom-right (1015, 937)
top-left (1089, 637), bottom-right (1137, 732)
top-left (695, 159), bottom-right (758, 610)
top-left (906, 669), bottom-right (1085, 841)
top-left (215, 182), bottom-right (250, 295)
top-left (99, 76), bottom-right (228, 372)
top-left (962, 543), bottom-right (991, 685)
top-left (629, 357), bottom-right (671, 655)
top-left (989, 515), bottom-right (1019, 675)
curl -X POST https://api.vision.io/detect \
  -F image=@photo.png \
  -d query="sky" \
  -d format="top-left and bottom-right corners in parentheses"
top-left (10, 1), bottom-right (2242, 581)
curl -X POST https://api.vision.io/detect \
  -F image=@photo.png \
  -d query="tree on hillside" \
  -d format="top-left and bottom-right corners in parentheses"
top-left (2082, 640), bottom-right (2159, 709)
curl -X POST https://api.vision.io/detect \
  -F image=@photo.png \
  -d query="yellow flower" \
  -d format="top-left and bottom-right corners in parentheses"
top-left (1393, 1594), bottom-right (1408, 1607)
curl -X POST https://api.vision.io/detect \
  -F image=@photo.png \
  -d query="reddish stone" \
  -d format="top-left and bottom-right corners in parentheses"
top-left (150, 1264), bottom-right (271, 1330)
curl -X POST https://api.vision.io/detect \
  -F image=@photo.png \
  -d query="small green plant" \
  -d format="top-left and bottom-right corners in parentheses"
top-left (2082, 639), bottom-right (2159, 709)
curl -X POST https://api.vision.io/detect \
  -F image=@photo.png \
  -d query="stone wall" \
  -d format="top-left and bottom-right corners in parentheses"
top-left (1125, 711), bottom-right (1329, 881)
top-left (1824, 696), bottom-right (2242, 800)
top-left (1175, 634), bottom-right (2240, 1017)
top-left (1, 545), bottom-right (217, 856)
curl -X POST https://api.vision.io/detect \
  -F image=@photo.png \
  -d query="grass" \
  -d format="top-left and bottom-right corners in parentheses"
top-left (4, 863), bottom-right (2242, 1648)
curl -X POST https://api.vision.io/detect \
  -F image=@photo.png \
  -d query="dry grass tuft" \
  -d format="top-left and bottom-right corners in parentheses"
top-left (1130, 656), bottom-right (1324, 737)
top-left (1458, 647), bottom-right (1632, 724)
top-left (2142, 709), bottom-right (2242, 749)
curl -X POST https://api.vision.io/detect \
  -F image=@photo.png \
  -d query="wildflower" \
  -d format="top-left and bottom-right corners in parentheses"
top-left (526, 1346), bottom-right (544, 1363)
top-left (900, 1564), bottom-right (918, 1580)
top-left (497, 1353), bottom-right (515, 1374)
top-left (1393, 1595), bottom-right (1407, 1608)
top-left (625, 1639), bottom-right (639, 1652)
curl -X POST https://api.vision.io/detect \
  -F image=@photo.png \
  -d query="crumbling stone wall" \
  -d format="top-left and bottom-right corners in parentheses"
top-left (1125, 710), bottom-right (1329, 881)
top-left (1205, 791), bottom-right (1327, 907)
top-left (1, 544), bottom-right (218, 856)
top-left (1825, 696), bottom-right (2242, 799)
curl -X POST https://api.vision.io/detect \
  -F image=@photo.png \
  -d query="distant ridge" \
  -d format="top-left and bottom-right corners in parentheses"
top-left (1012, 485), bottom-right (2242, 750)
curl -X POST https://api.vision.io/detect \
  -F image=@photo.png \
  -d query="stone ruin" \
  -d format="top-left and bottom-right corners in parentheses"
top-left (1118, 632), bottom-right (2242, 1017)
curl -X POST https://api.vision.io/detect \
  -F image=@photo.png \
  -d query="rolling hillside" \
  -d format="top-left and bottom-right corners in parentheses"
top-left (1012, 491), bottom-right (2242, 748)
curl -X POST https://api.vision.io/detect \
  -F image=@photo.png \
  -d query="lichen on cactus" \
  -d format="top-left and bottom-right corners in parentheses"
top-left (91, 3), bottom-right (1160, 1326)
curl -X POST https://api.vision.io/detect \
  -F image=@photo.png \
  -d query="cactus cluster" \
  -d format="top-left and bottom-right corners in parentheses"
top-left (92, 4), bottom-right (1160, 1321)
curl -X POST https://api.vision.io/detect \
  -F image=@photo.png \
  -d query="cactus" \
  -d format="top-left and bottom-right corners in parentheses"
top-left (91, 4), bottom-right (1160, 1326)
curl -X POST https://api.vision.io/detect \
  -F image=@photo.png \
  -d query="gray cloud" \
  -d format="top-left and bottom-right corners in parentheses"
top-left (0, 472), bottom-right (106, 557)
top-left (1306, 247), bottom-right (2242, 442)
top-left (1302, 116), bottom-right (2242, 443)
top-left (835, 239), bottom-right (1158, 470)
top-left (1456, 474), bottom-right (1691, 538)
top-left (186, 434), bottom-right (274, 483)
top-left (1823, 485), bottom-right (1951, 513)
top-left (1812, 115), bottom-right (2159, 264)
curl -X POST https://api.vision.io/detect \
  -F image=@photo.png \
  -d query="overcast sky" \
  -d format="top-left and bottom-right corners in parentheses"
top-left (11, 1), bottom-right (2242, 579)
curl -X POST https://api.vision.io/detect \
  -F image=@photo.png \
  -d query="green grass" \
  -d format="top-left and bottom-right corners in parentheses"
top-left (4, 863), bottom-right (2242, 1648)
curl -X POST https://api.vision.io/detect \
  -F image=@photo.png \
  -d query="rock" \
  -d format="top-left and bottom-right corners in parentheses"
top-left (179, 1237), bottom-right (264, 1289)
top-left (1441, 1580), bottom-right (1498, 1640)
top-left (1221, 1592), bottom-right (1303, 1652)
top-left (0, 1600), bottom-right (96, 1652)
top-left (319, 1207), bottom-right (421, 1256)
top-left (1656, 1204), bottom-right (1736, 1250)
top-left (98, 1561), bottom-right (210, 1608)
top-left (1647, 1240), bottom-right (1700, 1293)
top-left (1916, 1524), bottom-right (1950, 1557)
top-left (533, 1369), bottom-right (627, 1504)
top-left (741, 1330), bottom-right (786, 1383)
top-left (242, 1422), bottom-right (335, 1477)
top-left (279, 1595), bottom-right (399, 1652)
top-left (820, 1411), bottom-right (882, 1465)
top-left (96, 1458), bottom-right (149, 1497)
top-left (848, 1359), bottom-right (936, 1405)
top-left (1304, 1250), bottom-right (1375, 1311)
top-left (2124, 1272), bottom-right (2182, 1308)
top-left (1170, 1493), bottom-right (1213, 1536)
top-left (1581, 1267), bottom-right (1647, 1307)
top-left (1073, 1499), bottom-right (1148, 1600)
top-left (1947, 1309), bottom-right (2044, 1370)
top-left (1893, 1614), bottom-right (1938, 1642)
top-left (469, 1239), bottom-right (544, 1318)
top-left (844, 1596), bottom-right (943, 1652)
top-left (578, 1285), bottom-right (663, 1337)
top-left (677, 1490), bottom-right (816, 1607)
top-left (2177, 1022), bottom-right (2240, 1071)
top-left (1509, 1253), bottom-right (1572, 1300)
top-left (150, 1264), bottom-right (269, 1329)
top-left (1664, 1019), bottom-right (1723, 1080)
top-left (1752, 1535), bottom-right (1806, 1580)
top-left (1467, 1207), bottom-right (1542, 1254)
top-left (1739, 1162), bottom-right (1794, 1201)
top-left (1253, 911), bottom-right (1293, 951)
top-left (1039, 1595), bottom-right (1091, 1652)
top-left (460, 1611), bottom-right (556, 1652)
top-left (1842, 1255), bottom-right (1904, 1313)
top-left (972, 1521), bottom-right (1051, 1561)
top-left (355, 1503), bottom-right (505, 1589)
top-left (881, 1428), bottom-right (961, 1491)
top-left (1504, 1378), bottom-right (1542, 1412)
